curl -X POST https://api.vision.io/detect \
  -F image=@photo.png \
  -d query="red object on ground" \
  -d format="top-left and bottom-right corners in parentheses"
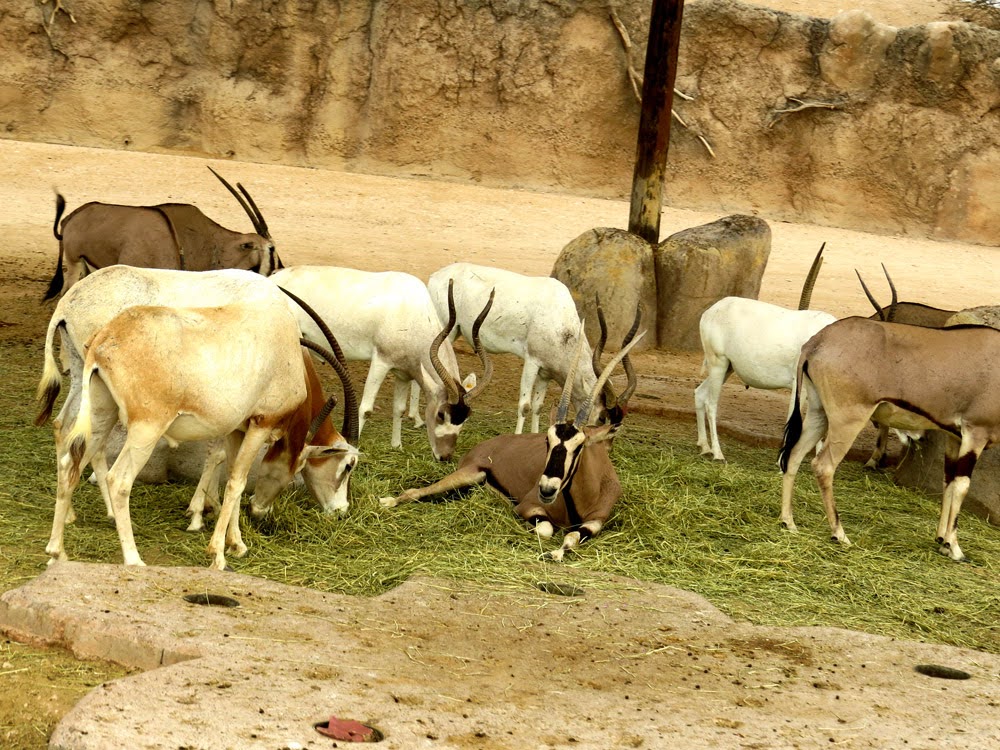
top-left (315, 716), bottom-right (375, 742)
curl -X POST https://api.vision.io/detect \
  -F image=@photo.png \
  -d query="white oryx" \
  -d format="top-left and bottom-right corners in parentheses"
top-left (418, 262), bottom-right (601, 434)
top-left (35, 266), bottom-right (360, 535)
top-left (383, 306), bottom-right (645, 561)
top-left (271, 266), bottom-right (493, 461)
top-left (778, 316), bottom-right (1000, 562)
top-left (48, 292), bottom-right (354, 570)
top-left (695, 245), bottom-right (834, 462)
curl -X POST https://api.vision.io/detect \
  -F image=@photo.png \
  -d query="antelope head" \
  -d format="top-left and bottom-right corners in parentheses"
top-left (428, 279), bottom-right (494, 461)
top-left (208, 166), bottom-right (284, 274)
top-left (538, 311), bottom-right (645, 505)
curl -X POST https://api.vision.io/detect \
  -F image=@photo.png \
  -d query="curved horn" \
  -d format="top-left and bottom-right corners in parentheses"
top-left (279, 285), bottom-right (358, 444)
top-left (617, 303), bottom-right (643, 406)
top-left (881, 263), bottom-right (898, 323)
top-left (555, 319), bottom-right (588, 424)
top-left (798, 242), bottom-right (825, 311)
top-left (280, 287), bottom-right (349, 366)
top-left (300, 339), bottom-right (359, 445)
top-left (576, 330), bottom-right (647, 426)
top-left (236, 181), bottom-right (271, 240)
top-left (856, 269), bottom-right (885, 321)
top-left (207, 166), bottom-right (265, 238)
top-left (462, 288), bottom-right (495, 402)
top-left (591, 295), bottom-right (619, 411)
top-left (306, 395), bottom-right (338, 443)
top-left (429, 278), bottom-right (461, 403)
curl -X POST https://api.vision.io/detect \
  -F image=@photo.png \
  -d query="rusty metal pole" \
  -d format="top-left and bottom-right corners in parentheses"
top-left (628, 0), bottom-right (685, 245)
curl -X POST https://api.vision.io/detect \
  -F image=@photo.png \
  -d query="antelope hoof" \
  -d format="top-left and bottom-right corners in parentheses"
top-left (541, 549), bottom-right (566, 562)
top-left (379, 496), bottom-right (400, 509)
top-left (780, 519), bottom-right (798, 533)
top-left (937, 543), bottom-right (967, 563)
top-left (228, 541), bottom-right (248, 558)
top-left (831, 534), bottom-right (851, 547)
top-left (186, 518), bottom-right (204, 532)
top-left (863, 459), bottom-right (878, 470)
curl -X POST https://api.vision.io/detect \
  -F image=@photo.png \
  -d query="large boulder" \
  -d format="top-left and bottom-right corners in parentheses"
top-left (551, 228), bottom-right (656, 351)
top-left (893, 305), bottom-right (1000, 527)
top-left (654, 214), bottom-right (771, 351)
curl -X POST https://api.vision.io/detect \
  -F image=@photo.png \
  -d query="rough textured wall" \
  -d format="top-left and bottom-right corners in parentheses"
top-left (3, 0), bottom-right (999, 244)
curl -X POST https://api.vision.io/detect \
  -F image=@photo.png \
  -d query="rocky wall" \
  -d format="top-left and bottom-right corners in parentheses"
top-left (3, 0), bottom-right (999, 244)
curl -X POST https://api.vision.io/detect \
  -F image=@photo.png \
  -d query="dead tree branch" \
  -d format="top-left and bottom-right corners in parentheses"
top-left (767, 97), bottom-right (845, 129)
top-left (38, 0), bottom-right (76, 40)
top-left (609, 6), bottom-right (714, 158)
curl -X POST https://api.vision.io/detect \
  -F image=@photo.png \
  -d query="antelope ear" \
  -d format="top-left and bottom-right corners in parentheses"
top-left (461, 373), bottom-right (477, 391)
top-left (584, 423), bottom-right (617, 444)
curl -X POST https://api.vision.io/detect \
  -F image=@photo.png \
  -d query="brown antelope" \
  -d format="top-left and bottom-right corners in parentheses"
top-left (381, 304), bottom-right (644, 561)
top-left (855, 266), bottom-right (956, 469)
top-left (778, 316), bottom-right (1000, 562)
top-left (44, 167), bottom-right (281, 301)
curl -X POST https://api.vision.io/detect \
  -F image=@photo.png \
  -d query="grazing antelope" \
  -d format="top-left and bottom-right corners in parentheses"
top-left (695, 244), bottom-right (833, 461)
top-left (53, 292), bottom-right (354, 570)
top-left (381, 306), bottom-right (644, 561)
top-left (777, 316), bottom-right (1000, 562)
top-left (44, 167), bottom-right (282, 301)
top-left (35, 266), bottom-right (359, 531)
top-left (270, 266), bottom-right (493, 460)
top-left (418, 263), bottom-right (604, 434)
top-left (856, 266), bottom-right (955, 469)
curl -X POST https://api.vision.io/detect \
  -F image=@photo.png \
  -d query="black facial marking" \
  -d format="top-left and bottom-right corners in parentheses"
top-left (448, 401), bottom-right (471, 425)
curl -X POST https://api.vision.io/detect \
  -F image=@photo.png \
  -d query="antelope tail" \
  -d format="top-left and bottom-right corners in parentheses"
top-left (43, 193), bottom-right (68, 302)
top-left (65, 364), bottom-right (98, 473)
top-left (778, 361), bottom-right (807, 473)
top-left (35, 318), bottom-right (65, 426)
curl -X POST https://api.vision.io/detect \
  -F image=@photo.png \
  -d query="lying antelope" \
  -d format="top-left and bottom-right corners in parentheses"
top-left (419, 262), bottom-right (604, 434)
top-left (36, 266), bottom-right (359, 533)
top-left (695, 244), bottom-right (833, 461)
top-left (44, 167), bottom-right (281, 301)
top-left (778, 316), bottom-right (1000, 562)
top-left (381, 306), bottom-right (644, 561)
top-left (54, 292), bottom-right (353, 570)
top-left (271, 266), bottom-right (493, 460)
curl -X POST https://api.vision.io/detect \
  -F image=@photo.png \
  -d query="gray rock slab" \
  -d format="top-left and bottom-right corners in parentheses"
top-left (1, 563), bottom-right (998, 749)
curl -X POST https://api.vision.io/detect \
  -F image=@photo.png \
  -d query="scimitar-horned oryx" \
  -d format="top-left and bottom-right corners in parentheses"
top-left (271, 266), bottom-right (494, 461)
top-left (43, 167), bottom-right (282, 301)
top-left (52, 292), bottom-right (355, 570)
top-left (695, 243), bottom-right (833, 462)
top-left (36, 266), bottom-right (358, 543)
top-left (381, 304), bottom-right (644, 561)
top-left (778, 316), bottom-right (1000, 562)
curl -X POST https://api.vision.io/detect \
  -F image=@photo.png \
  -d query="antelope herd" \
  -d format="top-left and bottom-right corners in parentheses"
top-left (31, 170), bottom-right (994, 569)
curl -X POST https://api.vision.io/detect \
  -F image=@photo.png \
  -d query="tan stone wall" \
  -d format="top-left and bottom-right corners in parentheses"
top-left (4, 0), bottom-right (999, 244)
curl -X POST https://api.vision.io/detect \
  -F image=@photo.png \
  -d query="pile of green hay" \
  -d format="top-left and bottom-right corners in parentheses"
top-left (1, 341), bottom-right (997, 655)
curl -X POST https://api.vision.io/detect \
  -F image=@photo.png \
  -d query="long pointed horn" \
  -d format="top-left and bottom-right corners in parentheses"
top-left (555, 319), bottom-right (588, 424)
top-left (591, 295), bottom-right (619, 411)
top-left (617, 303), bottom-right (643, 405)
top-left (798, 242), bottom-right (825, 310)
top-left (429, 278), bottom-right (461, 403)
top-left (462, 288), bottom-right (495, 402)
top-left (300, 338), bottom-right (359, 445)
top-left (576, 330), bottom-right (647, 426)
top-left (856, 269), bottom-right (885, 321)
top-left (236, 181), bottom-right (271, 240)
top-left (306, 395), bottom-right (338, 443)
top-left (207, 166), bottom-right (265, 237)
top-left (881, 263), bottom-right (898, 323)
top-left (280, 284), bottom-right (358, 444)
